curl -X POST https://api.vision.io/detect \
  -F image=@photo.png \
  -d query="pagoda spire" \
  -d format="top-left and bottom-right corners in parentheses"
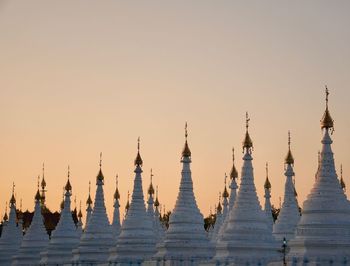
top-left (125, 191), bottom-right (130, 217)
top-left (76, 200), bottom-right (83, 237)
top-left (340, 164), bottom-right (346, 192)
top-left (214, 113), bottom-right (279, 265)
top-left (154, 123), bottom-right (213, 263)
top-left (273, 131), bottom-right (300, 242)
top-left (85, 181), bottom-right (93, 226)
top-left (221, 173), bottom-right (229, 219)
top-left (153, 185), bottom-right (166, 242)
top-left (40, 163), bottom-right (47, 207)
top-left (210, 193), bottom-right (224, 243)
top-left (111, 174), bottom-right (121, 240)
top-left (12, 180), bottom-right (49, 265)
top-left (108, 138), bottom-right (157, 265)
top-left (40, 166), bottom-right (80, 265)
top-left (0, 183), bottom-right (23, 265)
top-left (288, 88), bottom-right (350, 264)
top-left (264, 162), bottom-right (274, 233)
top-left (72, 153), bottom-right (115, 265)
top-left (147, 168), bottom-right (155, 218)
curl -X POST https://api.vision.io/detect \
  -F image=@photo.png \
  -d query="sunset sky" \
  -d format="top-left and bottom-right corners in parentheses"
top-left (1, 1), bottom-right (350, 221)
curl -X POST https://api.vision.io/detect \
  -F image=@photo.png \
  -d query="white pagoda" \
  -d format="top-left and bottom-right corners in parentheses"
top-left (71, 154), bottom-right (115, 265)
top-left (214, 113), bottom-right (279, 265)
top-left (273, 132), bottom-right (300, 242)
top-left (0, 184), bottom-right (23, 266)
top-left (108, 139), bottom-right (157, 265)
top-left (287, 89), bottom-right (350, 265)
top-left (154, 124), bottom-right (213, 264)
top-left (39, 167), bottom-right (80, 265)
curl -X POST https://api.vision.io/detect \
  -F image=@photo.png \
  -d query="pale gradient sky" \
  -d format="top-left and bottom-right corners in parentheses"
top-left (0, 1), bottom-right (350, 222)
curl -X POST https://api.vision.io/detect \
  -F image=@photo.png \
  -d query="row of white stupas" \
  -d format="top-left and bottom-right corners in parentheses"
top-left (1, 89), bottom-right (350, 265)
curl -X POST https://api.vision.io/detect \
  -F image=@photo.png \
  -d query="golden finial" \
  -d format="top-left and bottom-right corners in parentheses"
top-left (242, 112), bottom-right (253, 152)
top-left (148, 169), bottom-right (155, 195)
top-left (154, 185), bottom-right (160, 207)
top-left (264, 162), bottom-right (271, 189)
top-left (134, 137), bottom-right (143, 166)
top-left (78, 200), bottom-right (82, 218)
top-left (340, 164), bottom-right (346, 191)
top-left (41, 163), bottom-right (46, 189)
top-left (10, 182), bottom-right (16, 205)
top-left (182, 122), bottom-right (192, 158)
top-left (285, 131), bottom-right (295, 165)
top-left (86, 181), bottom-right (92, 206)
top-left (125, 191), bottom-right (130, 211)
top-left (97, 153), bottom-right (104, 181)
top-left (217, 192), bottom-right (222, 213)
top-left (114, 174), bottom-right (120, 200)
top-left (321, 86), bottom-right (334, 132)
top-left (65, 165), bottom-right (72, 192)
top-left (230, 148), bottom-right (238, 179)
top-left (222, 173), bottom-right (229, 198)
top-left (74, 196), bottom-right (77, 210)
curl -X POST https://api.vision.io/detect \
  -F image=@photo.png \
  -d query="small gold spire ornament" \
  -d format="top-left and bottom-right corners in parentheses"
top-left (65, 165), bottom-right (72, 192)
top-left (242, 112), bottom-right (253, 152)
top-left (264, 162), bottom-right (271, 189)
top-left (217, 193), bottom-right (222, 213)
top-left (154, 185), bottom-right (160, 207)
top-left (285, 131), bottom-right (295, 165)
top-left (134, 137), bottom-right (143, 166)
top-left (148, 169), bottom-right (155, 195)
top-left (340, 164), bottom-right (346, 191)
top-left (114, 174), bottom-right (120, 200)
top-left (97, 152), bottom-right (104, 181)
top-left (222, 173), bottom-right (229, 198)
top-left (182, 122), bottom-right (192, 158)
top-left (10, 182), bottom-right (16, 205)
top-left (86, 181), bottom-right (93, 206)
top-left (320, 86), bottom-right (334, 132)
top-left (230, 148), bottom-right (238, 180)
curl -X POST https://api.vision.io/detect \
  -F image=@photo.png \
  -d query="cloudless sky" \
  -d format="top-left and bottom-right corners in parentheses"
top-left (0, 1), bottom-right (350, 221)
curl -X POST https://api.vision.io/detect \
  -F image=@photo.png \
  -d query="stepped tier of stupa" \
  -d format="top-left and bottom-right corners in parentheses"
top-left (273, 132), bottom-right (300, 242)
top-left (153, 124), bottom-right (214, 264)
top-left (0, 184), bottom-right (23, 266)
top-left (287, 89), bottom-right (350, 265)
top-left (39, 168), bottom-right (80, 265)
top-left (213, 113), bottom-right (280, 265)
top-left (71, 155), bottom-right (115, 265)
top-left (12, 186), bottom-right (49, 265)
top-left (108, 139), bottom-right (157, 265)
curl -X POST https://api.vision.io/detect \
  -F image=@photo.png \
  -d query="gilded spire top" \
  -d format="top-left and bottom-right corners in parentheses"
top-left (285, 131), bottom-right (295, 165)
top-left (65, 165), bottom-right (72, 192)
top-left (242, 112), bottom-right (253, 152)
top-left (217, 193), bottom-right (222, 213)
top-left (154, 185), bottom-right (160, 207)
top-left (340, 164), bottom-right (346, 191)
top-left (125, 191), bottom-right (130, 211)
top-left (321, 86), bottom-right (334, 131)
top-left (182, 122), bottom-right (192, 158)
top-left (134, 137), bottom-right (143, 166)
top-left (148, 168), bottom-right (155, 195)
top-left (230, 147), bottom-right (238, 179)
top-left (264, 162), bottom-right (271, 189)
top-left (41, 162), bottom-right (46, 189)
top-left (10, 182), bottom-right (16, 205)
top-left (222, 173), bottom-right (229, 198)
top-left (97, 152), bottom-right (104, 181)
top-left (78, 200), bottom-right (83, 218)
top-left (114, 174), bottom-right (120, 200)
top-left (86, 181), bottom-right (92, 205)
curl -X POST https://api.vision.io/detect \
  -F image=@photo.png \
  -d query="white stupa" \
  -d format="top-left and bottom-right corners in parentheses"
top-left (154, 124), bottom-right (213, 264)
top-left (40, 167), bottom-right (80, 265)
top-left (287, 89), bottom-right (350, 265)
top-left (0, 184), bottom-right (23, 266)
top-left (71, 154), bottom-right (115, 265)
top-left (85, 181), bottom-right (93, 229)
top-left (12, 185), bottom-right (49, 265)
top-left (108, 139), bottom-right (157, 265)
top-left (111, 174), bottom-right (121, 240)
top-left (263, 163), bottom-right (274, 234)
top-left (214, 113), bottom-right (279, 265)
top-left (273, 132), bottom-right (300, 242)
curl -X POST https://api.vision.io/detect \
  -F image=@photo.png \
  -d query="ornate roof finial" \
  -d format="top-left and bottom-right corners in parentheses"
top-left (230, 147), bottom-right (238, 179)
top-left (340, 164), bottom-right (346, 191)
top-left (41, 162), bottom-right (46, 189)
top-left (65, 165), bottom-right (72, 192)
top-left (242, 112), bottom-right (253, 153)
top-left (217, 192), bottom-right (222, 213)
top-left (78, 200), bottom-right (83, 218)
top-left (264, 162), bottom-right (271, 189)
top-left (97, 152), bottom-right (104, 181)
top-left (320, 86), bottom-right (334, 132)
top-left (148, 168), bottom-right (155, 195)
top-left (182, 122), bottom-right (192, 158)
top-left (125, 191), bottom-right (130, 211)
top-left (86, 181), bottom-right (93, 206)
top-left (222, 173), bottom-right (229, 198)
top-left (154, 185), bottom-right (160, 207)
top-left (285, 131), bottom-right (295, 165)
top-left (114, 174), bottom-right (120, 200)
top-left (10, 182), bottom-right (16, 205)
top-left (134, 137), bottom-right (143, 166)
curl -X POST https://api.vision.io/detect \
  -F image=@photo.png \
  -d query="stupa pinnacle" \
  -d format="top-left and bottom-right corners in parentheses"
top-left (264, 162), bottom-right (274, 233)
top-left (112, 174), bottom-right (121, 240)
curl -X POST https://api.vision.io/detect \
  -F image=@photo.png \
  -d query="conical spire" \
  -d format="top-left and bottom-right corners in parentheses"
top-left (0, 183), bottom-right (23, 265)
top-left (285, 131), bottom-right (294, 165)
top-left (72, 154), bottom-right (114, 265)
top-left (77, 200), bottom-right (83, 237)
top-left (264, 162), bottom-right (273, 233)
top-left (273, 131), bottom-right (300, 241)
top-left (111, 174), bottom-right (121, 240)
top-left (108, 139), bottom-right (157, 264)
top-left (147, 169), bottom-right (155, 218)
top-left (242, 112), bottom-right (253, 153)
top-left (40, 166), bottom-right (80, 265)
top-left (340, 164), bottom-right (346, 191)
top-left (221, 174), bottom-right (229, 220)
top-left (214, 114), bottom-right (279, 265)
top-left (125, 191), bottom-right (130, 216)
top-left (40, 163), bottom-right (46, 207)
top-left (85, 181), bottom-right (92, 226)
top-left (288, 89), bottom-right (350, 264)
top-left (12, 182), bottom-right (49, 265)
top-left (154, 123), bottom-right (213, 263)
